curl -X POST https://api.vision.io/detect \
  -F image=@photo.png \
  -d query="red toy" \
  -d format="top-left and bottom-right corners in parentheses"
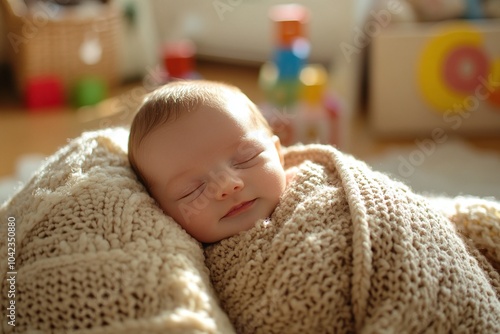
top-left (162, 40), bottom-right (196, 79)
top-left (25, 75), bottom-right (65, 111)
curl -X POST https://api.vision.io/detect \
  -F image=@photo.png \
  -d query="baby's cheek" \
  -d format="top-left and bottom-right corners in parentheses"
top-left (270, 165), bottom-right (288, 199)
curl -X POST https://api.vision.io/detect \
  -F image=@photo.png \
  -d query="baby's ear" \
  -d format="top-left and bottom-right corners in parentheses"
top-left (272, 135), bottom-right (285, 167)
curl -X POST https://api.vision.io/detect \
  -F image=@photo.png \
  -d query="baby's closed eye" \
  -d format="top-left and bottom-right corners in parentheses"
top-left (178, 183), bottom-right (206, 201)
top-left (234, 150), bottom-right (264, 169)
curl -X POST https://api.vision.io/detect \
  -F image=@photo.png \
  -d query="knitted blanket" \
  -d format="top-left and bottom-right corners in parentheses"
top-left (205, 144), bottom-right (500, 333)
top-left (1, 129), bottom-right (499, 333)
top-left (0, 129), bottom-right (235, 334)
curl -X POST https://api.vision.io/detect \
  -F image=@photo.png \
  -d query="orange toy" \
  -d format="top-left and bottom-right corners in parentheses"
top-left (269, 4), bottom-right (309, 47)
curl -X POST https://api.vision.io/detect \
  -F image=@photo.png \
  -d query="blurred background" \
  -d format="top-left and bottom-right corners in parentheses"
top-left (1, 0), bottom-right (500, 203)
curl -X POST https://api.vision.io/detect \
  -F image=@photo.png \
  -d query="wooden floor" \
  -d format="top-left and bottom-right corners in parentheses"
top-left (1, 59), bottom-right (500, 178)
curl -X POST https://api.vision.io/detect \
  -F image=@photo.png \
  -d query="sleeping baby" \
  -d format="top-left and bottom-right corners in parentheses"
top-left (128, 80), bottom-right (500, 333)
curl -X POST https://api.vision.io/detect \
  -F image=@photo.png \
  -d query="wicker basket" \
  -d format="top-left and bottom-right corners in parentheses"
top-left (1, 0), bottom-right (121, 94)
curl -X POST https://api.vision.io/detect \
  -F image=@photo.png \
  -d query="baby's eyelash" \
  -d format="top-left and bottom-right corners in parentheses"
top-left (179, 183), bottom-right (204, 200)
top-left (237, 154), bottom-right (257, 164)
top-left (235, 151), bottom-right (263, 167)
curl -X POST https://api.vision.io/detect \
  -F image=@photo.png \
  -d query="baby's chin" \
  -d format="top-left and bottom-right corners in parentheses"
top-left (218, 211), bottom-right (272, 242)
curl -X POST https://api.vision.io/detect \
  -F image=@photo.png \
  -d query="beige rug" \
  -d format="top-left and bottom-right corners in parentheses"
top-left (367, 138), bottom-right (500, 200)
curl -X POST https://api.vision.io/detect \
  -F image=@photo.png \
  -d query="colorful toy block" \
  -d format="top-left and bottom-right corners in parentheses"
top-left (25, 75), bottom-right (65, 111)
top-left (72, 76), bottom-right (107, 108)
top-left (300, 64), bottom-right (328, 104)
top-left (269, 3), bottom-right (309, 47)
top-left (259, 4), bottom-right (342, 146)
top-left (162, 40), bottom-right (197, 79)
top-left (274, 43), bottom-right (308, 80)
top-left (259, 62), bottom-right (301, 107)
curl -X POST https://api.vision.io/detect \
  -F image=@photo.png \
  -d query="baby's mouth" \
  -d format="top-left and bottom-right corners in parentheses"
top-left (222, 199), bottom-right (256, 219)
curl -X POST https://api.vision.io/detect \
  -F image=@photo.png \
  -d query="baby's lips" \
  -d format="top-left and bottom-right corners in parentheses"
top-left (223, 199), bottom-right (256, 218)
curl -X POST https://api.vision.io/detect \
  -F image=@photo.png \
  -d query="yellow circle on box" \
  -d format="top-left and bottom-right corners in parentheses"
top-left (488, 58), bottom-right (500, 107)
top-left (418, 22), bottom-right (487, 113)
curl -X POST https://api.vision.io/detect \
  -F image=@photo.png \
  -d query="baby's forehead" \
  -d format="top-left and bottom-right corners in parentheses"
top-left (141, 86), bottom-right (266, 146)
top-left (195, 91), bottom-right (258, 124)
top-left (220, 92), bottom-right (268, 128)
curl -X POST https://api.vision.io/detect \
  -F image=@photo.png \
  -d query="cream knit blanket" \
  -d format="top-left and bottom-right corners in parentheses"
top-left (0, 129), bottom-right (235, 334)
top-left (1, 129), bottom-right (499, 333)
top-left (205, 144), bottom-right (500, 333)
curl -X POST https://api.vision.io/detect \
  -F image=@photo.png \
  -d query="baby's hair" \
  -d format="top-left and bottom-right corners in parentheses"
top-left (128, 80), bottom-right (273, 187)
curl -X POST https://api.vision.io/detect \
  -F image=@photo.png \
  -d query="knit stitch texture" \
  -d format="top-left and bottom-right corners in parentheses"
top-left (205, 144), bottom-right (500, 334)
top-left (1, 129), bottom-right (499, 333)
top-left (0, 128), bottom-right (235, 334)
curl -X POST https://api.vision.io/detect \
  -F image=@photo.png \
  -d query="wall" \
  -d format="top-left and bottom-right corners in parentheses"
top-left (149, 0), bottom-right (357, 64)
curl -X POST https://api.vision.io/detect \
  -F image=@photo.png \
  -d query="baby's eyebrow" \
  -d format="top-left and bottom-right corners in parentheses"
top-left (235, 136), bottom-right (265, 154)
top-left (148, 167), bottom-right (191, 198)
top-left (164, 171), bottom-right (196, 195)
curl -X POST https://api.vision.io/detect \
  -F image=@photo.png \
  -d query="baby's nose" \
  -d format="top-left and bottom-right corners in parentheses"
top-left (215, 176), bottom-right (244, 200)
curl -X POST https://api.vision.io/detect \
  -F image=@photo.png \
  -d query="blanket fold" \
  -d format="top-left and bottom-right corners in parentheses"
top-left (205, 144), bottom-right (500, 334)
top-left (0, 129), bottom-right (235, 334)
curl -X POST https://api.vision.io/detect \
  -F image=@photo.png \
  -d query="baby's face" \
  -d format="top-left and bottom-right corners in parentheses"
top-left (136, 98), bottom-right (287, 243)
